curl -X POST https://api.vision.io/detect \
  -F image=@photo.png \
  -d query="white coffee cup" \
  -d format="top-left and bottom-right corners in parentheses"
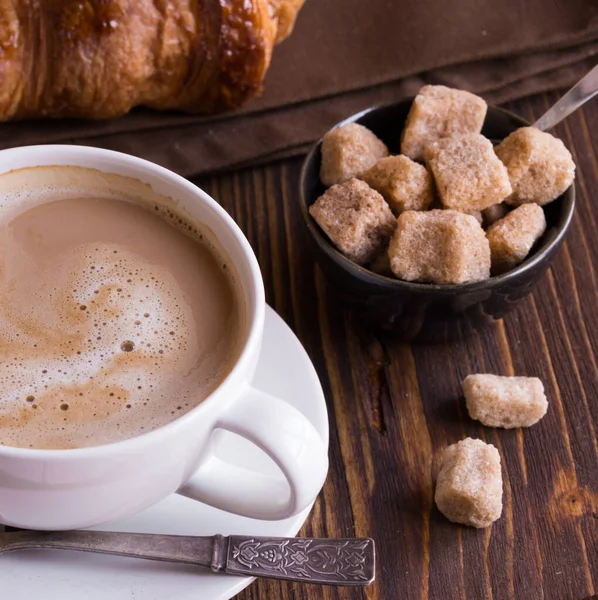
top-left (0, 145), bottom-right (329, 531)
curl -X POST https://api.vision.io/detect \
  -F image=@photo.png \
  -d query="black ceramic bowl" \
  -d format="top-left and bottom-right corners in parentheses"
top-left (299, 99), bottom-right (575, 342)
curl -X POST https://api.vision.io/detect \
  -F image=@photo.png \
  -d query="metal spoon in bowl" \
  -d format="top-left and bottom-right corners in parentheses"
top-left (533, 63), bottom-right (598, 131)
top-left (0, 529), bottom-right (375, 586)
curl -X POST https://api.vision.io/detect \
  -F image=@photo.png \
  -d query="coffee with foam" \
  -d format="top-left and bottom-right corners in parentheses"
top-left (0, 166), bottom-right (244, 449)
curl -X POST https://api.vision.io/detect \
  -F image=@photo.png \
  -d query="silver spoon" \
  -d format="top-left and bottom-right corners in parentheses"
top-left (0, 529), bottom-right (375, 586)
top-left (533, 63), bottom-right (598, 131)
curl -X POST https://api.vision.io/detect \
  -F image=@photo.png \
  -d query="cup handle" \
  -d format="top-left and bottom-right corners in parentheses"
top-left (176, 385), bottom-right (328, 520)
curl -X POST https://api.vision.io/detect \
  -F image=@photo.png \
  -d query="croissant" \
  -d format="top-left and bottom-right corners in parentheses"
top-left (0, 0), bottom-right (304, 120)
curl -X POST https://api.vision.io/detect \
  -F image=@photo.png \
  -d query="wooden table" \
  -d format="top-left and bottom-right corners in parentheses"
top-left (196, 92), bottom-right (597, 600)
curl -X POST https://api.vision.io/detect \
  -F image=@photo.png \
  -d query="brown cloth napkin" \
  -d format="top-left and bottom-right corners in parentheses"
top-left (1, 0), bottom-right (597, 177)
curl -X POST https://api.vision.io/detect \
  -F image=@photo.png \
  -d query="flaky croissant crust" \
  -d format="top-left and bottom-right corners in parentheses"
top-left (0, 0), bottom-right (304, 120)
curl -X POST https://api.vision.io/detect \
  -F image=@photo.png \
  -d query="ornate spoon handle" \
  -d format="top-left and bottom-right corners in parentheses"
top-left (223, 535), bottom-right (375, 585)
top-left (0, 530), bottom-right (375, 586)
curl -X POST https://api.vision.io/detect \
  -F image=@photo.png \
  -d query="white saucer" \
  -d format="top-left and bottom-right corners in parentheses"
top-left (1, 306), bottom-right (329, 600)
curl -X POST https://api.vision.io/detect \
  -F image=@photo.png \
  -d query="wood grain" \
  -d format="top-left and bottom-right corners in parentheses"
top-left (195, 92), bottom-right (598, 600)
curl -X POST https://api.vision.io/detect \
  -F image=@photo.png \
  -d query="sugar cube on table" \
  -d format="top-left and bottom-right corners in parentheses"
top-left (320, 123), bottom-right (389, 186)
top-left (482, 203), bottom-right (509, 228)
top-left (463, 374), bottom-right (548, 428)
top-left (401, 85), bottom-right (487, 162)
top-left (486, 203), bottom-right (546, 273)
top-left (388, 209), bottom-right (490, 284)
top-left (362, 155), bottom-right (434, 214)
top-left (309, 178), bottom-right (396, 265)
top-left (425, 133), bottom-right (512, 212)
top-left (435, 438), bottom-right (503, 528)
top-left (495, 127), bottom-right (575, 206)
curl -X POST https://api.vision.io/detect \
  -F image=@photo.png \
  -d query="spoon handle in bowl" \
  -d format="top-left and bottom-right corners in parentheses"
top-left (533, 64), bottom-right (598, 132)
top-left (0, 530), bottom-right (375, 586)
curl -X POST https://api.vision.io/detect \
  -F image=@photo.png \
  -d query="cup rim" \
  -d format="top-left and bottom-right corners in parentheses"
top-left (299, 100), bottom-right (576, 295)
top-left (0, 144), bottom-right (265, 458)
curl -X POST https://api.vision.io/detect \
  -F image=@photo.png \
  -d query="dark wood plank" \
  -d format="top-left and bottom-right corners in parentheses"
top-left (194, 91), bottom-right (597, 600)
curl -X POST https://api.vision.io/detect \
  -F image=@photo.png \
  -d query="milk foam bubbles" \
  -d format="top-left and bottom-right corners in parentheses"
top-left (0, 172), bottom-right (242, 449)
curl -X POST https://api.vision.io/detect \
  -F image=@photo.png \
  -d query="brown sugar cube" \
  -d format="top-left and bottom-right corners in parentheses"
top-left (388, 209), bottom-right (490, 284)
top-left (309, 178), bottom-right (396, 265)
top-left (426, 134), bottom-right (512, 212)
top-left (401, 85), bottom-right (487, 161)
top-left (362, 155), bottom-right (434, 214)
top-left (435, 438), bottom-right (503, 528)
top-left (445, 208), bottom-right (482, 224)
top-left (495, 127), bottom-right (575, 206)
top-left (486, 204), bottom-right (546, 273)
top-left (463, 374), bottom-right (548, 428)
top-left (320, 123), bottom-right (389, 186)
top-left (482, 203), bottom-right (509, 228)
